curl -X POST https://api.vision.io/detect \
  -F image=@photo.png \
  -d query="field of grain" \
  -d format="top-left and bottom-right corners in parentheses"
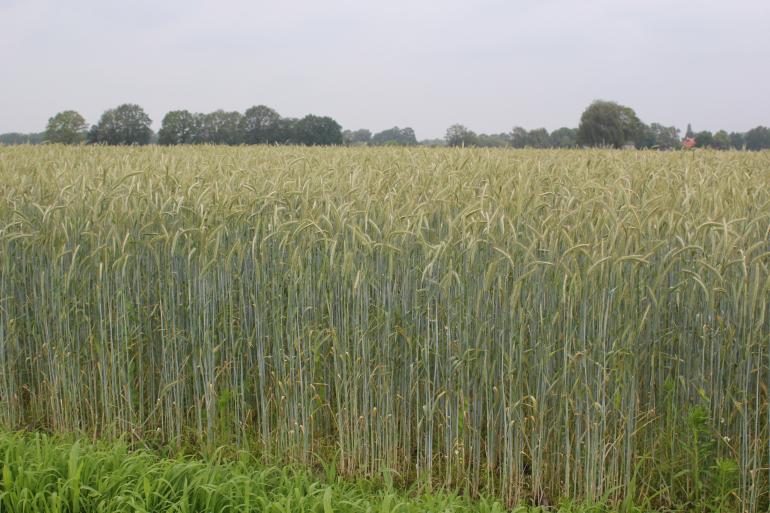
top-left (0, 146), bottom-right (768, 511)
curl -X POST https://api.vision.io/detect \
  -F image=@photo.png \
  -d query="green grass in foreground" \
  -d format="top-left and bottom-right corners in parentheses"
top-left (0, 432), bottom-right (606, 513)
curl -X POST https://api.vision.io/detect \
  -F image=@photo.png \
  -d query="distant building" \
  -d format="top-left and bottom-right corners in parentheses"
top-left (682, 137), bottom-right (696, 149)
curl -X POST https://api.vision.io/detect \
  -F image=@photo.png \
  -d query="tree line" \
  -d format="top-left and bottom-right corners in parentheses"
top-left (2, 100), bottom-right (769, 150)
top-left (34, 104), bottom-right (345, 146)
top-left (445, 101), bottom-right (770, 150)
top-left (15, 104), bottom-right (426, 147)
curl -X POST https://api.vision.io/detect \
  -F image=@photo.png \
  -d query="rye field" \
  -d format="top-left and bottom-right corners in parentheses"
top-left (0, 145), bottom-right (768, 512)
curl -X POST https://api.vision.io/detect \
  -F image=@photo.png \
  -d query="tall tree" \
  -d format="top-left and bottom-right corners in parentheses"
top-left (694, 131), bottom-right (714, 148)
top-left (712, 130), bottom-right (731, 150)
top-left (274, 117), bottom-right (297, 144)
top-left (241, 105), bottom-right (281, 144)
top-left (576, 100), bottom-right (644, 148)
top-left (90, 104), bottom-right (153, 145)
top-left (527, 128), bottom-right (550, 148)
top-left (641, 123), bottom-right (681, 150)
top-left (445, 124), bottom-right (478, 147)
top-left (476, 133), bottom-right (510, 147)
top-left (549, 127), bottom-right (578, 148)
top-left (343, 129), bottom-right (372, 145)
top-left (293, 115), bottom-right (343, 145)
top-left (398, 127), bottom-right (417, 145)
top-left (729, 132), bottom-right (745, 150)
top-left (45, 110), bottom-right (88, 144)
top-left (745, 126), bottom-right (770, 150)
top-left (685, 123), bottom-right (694, 139)
top-left (199, 110), bottom-right (243, 145)
top-left (418, 138), bottom-right (447, 147)
top-left (371, 127), bottom-right (417, 146)
top-left (0, 132), bottom-right (44, 145)
top-left (158, 110), bottom-right (198, 145)
top-left (510, 127), bottom-right (530, 148)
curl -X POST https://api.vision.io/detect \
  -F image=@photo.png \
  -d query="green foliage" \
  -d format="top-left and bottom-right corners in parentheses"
top-left (156, 109), bottom-right (249, 146)
top-left (274, 117), bottom-right (298, 144)
top-left (0, 147), bottom-right (767, 512)
top-left (0, 132), bottom-right (44, 145)
top-left (0, 431), bottom-right (751, 512)
top-left (475, 133), bottom-right (510, 147)
top-left (509, 127), bottom-right (569, 149)
top-left (526, 128), bottom-right (550, 148)
top-left (241, 105), bottom-right (282, 144)
top-left (576, 100), bottom-right (644, 148)
top-left (0, 432), bottom-right (517, 513)
top-left (294, 115), bottom-right (343, 145)
top-left (745, 126), bottom-right (770, 150)
top-left (370, 126), bottom-right (417, 146)
top-left (44, 110), bottom-right (88, 144)
top-left (510, 126), bottom-right (529, 148)
top-left (729, 131), bottom-right (745, 150)
top-left (640, 123), bottom-right (680, 149)
top-left (659, 402), bottom-right (741, 512)
top-left (711, 130), bottom-right (731, 150)
top-left (198, 110), bottom-right (244, 145)
top-left (694, 131), bottom-right (714, 148)
top-left (418, 138), bottom-right (447, 147)
top-left (443, 127), bottom-right (509, 148)
top-left (158, 110), bottom-right (198, 145)
top-left (343, 129), bottom-right (372, 146)
top-left (89, 103), bottom-right (153, 145)
top-left (548, 127), bottom-right (578, 148)
top-left (445, 124), bottom-right (479, 147)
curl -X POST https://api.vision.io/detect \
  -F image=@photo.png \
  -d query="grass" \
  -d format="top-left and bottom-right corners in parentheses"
top-left (0, 145), bottom-right (768, 511)
top-left (0, 431), bottom-right (519, 513)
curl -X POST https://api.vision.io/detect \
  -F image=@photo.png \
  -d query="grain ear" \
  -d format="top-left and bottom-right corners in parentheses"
top-left (0, 146), bottom-right (767, 510)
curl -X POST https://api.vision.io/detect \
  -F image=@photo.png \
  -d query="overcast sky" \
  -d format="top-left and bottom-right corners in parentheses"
top-left (2, 0), bottom-right (769, 139)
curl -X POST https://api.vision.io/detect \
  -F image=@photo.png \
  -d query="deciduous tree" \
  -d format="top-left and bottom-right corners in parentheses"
top-left (158, 110), bottom-right (198, 145)
top-left (343, 129), bottom-right (372, 145)
top-left (241, 105), bottom-right (281, 144)
top-left (45, 110), bottom-right (88, 144)
top-left (745, 126), bottom-right (770, 150)
top-left (576, 100), bottom-right (644, 148)
top-left (694, 131), bottom-right (714, 148)
top-left (712, 130), bottom-right (731, 150)
top-left (445, 124), bottom-right (478, 147)
top-left (200, 110), bottom-right (243, 145)
top-left (549, 127), bottom-right (578, 148)
top-left (294, 115), bottom-right (343, 146)
top-left (371, 127), bottom-right (417, 146)
top-left (90, 104), bottom-right (153, 145)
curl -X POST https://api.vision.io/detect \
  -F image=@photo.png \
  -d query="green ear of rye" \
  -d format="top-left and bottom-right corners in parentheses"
top-left (0, 145), bottom-right (767, 511)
